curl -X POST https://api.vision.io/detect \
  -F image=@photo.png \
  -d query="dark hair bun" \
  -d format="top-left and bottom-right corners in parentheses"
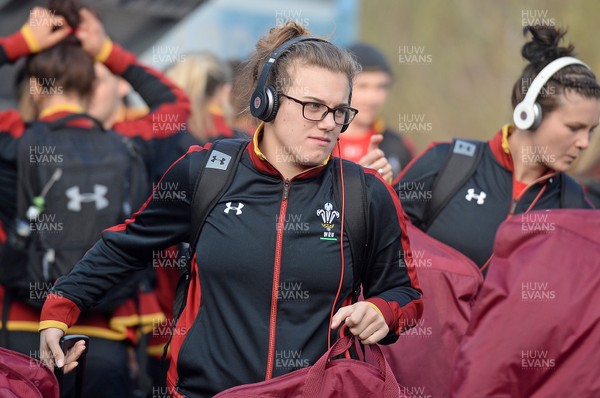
top-left (521, 26), bottom-right (575, 68)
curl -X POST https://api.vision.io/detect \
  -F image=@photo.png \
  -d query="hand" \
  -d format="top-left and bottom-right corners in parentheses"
top-left (75, 8), bottom-right (107, 57)
top-left (330, 302), bottom-right (389, 344)
top-left (358, 134), bottom-right (393, 182)
top-left (39, 328), bottom-right (86, 373)
top-left (25, 7), bottom-right (72, 52)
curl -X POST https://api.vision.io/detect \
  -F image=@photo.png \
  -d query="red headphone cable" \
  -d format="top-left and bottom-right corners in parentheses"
top-left (328, 140), bottom-right (346, 350)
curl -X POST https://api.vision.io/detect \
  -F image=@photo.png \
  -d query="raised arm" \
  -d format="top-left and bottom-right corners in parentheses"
top-left (0, 7), bottom-right (71, 66)
top-left (75, 8), bottom-right (190, 140)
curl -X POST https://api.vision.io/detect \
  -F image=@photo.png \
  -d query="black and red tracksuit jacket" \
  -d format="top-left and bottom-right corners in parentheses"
top-left (396, 125), bottom-right (592, 269)
top-left (41, 126), bottom-right (423, 397)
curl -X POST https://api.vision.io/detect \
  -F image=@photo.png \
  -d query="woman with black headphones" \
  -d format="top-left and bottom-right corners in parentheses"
top-left (39, 22), bottom-right (423, 397)
top-left (396, 25), bottom-right (599, 275)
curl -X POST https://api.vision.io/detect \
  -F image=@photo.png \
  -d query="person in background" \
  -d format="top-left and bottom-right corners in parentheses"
top-left (150, 52), bottom-right (248, 183)
top-left (339, 42), bottom-right (415, 180)
top-left (229, 58), bottom-right (258, 135)
top-left (166, 52), bottom-right (238, 142)
top-left (0, 2), bottom-right (189, 396)
top-left (397, 26), bottom-right (598, 274)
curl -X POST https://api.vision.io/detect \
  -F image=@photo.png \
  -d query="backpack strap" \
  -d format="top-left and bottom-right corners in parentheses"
top-left (15, 122), bottom-right (54, 243)
top-left (46, 113), bottom-right (105, 131)
top-left (163, 138), bottom-right (249, 359)
top-left (332, 159), bottom-right (368, 302)
top-left (560, 172), bottom-right (587, 208)
top-left (423, 139), bottom-right (484, 230)
top-left (188, 138), bottom-right (249, 253)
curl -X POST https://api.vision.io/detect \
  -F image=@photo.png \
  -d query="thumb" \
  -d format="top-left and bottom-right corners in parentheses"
top-left (48, 337), bottom-right (65, 368)
top-left (368, 134), bottom-right (383, 152)
top-left (78, 7), bottom-right (95, 24)
top-left (331, 305), bottom-right (353, 329)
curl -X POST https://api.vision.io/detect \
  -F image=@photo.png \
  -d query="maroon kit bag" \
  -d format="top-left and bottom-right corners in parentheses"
top-left (381, 223), bottom-right (482, 398)
top-left (214, 334), bottom-right (411, 398)
top-left (0, 335), bottom-right (88, 398)
top-left (452, 209), bottom-right (600, 397)
top-left (0, 346), bottom-right (59, 398)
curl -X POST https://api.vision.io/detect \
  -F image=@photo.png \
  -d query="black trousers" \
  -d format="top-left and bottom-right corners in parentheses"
top-left (3, 330), bottom-right (131, 398)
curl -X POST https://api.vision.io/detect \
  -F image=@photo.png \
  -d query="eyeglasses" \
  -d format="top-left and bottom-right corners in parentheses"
top-left (280, 93), bottom-right (358, 126)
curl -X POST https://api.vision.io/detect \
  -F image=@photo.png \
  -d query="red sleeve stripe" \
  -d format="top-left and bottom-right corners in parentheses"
top-left (365, 297), bottom-right (397, 332)
top-left (0, 31), bottom-right (30, 62)
top-left (39, 293), bottom-right (81, 327)
top-left (103, 43), bottom-right (136, 75)
top-left (364, 168), bottom-right (424, 328)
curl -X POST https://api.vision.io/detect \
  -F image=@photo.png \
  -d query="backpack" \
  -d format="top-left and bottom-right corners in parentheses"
top-left (0, 114), bottom-right (150, 311)
top-left (163, 138), bottom-right (368, 357)
top-left (422, 138), bottom-right (587, 230)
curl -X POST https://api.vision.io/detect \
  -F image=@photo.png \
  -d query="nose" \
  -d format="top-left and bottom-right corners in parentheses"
top-left (575, 130), bottom-right (590, 150)
top-left (317, 110), bottom-right (337, 131)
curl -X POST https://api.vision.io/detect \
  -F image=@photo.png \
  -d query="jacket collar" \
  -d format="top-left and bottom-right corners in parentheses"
top-left (38, 104), bottom-right (95, 129)
top-left (488, 124), bottom-right (515, 172)
top-left (39, 104), bottom-right (84, 120)
top-left (248, 122), bottom-right (332, 180)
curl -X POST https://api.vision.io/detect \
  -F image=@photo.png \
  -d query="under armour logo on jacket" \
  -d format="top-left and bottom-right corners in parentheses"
top-left (224, 202), bottom-right (244, 215)
top-left (465, 188), bottom-right (486, 205)
top-left (66, 185), bottom-right (109, 211)
top-left (206, 150), bottom-right (232, 171)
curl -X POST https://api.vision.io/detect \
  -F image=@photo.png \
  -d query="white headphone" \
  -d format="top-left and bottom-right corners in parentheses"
top-left (512, 56), bottom-right (590, 130)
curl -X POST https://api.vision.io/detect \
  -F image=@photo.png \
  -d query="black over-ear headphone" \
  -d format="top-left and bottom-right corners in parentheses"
top-left (250, 36), bottom-right (353, 133)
